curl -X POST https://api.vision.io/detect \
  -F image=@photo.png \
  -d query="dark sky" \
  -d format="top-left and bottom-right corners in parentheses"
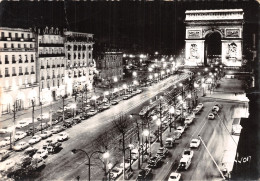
top-left (0, 1), bottom-right (258, 54)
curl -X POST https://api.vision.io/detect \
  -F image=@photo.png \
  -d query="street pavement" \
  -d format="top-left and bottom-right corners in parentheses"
top-left (0, 73), bottom-right (190, 180)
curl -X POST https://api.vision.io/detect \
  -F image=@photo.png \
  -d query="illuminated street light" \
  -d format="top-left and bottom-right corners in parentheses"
top-left (204, 67), bottom-right (208, 72)
top-left (155, 51), bottom-right (158, 55)
top-left (132, 71), bottom-right (137, 77)
top-left (148, 67), bottom-right (153, 72)
top-left (123, 54), bottom-right (126, 57)
top-left (149, 75), bottom-right (153, 79)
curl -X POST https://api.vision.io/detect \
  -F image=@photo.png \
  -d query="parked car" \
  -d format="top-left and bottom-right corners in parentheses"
top-left (147, 156), bottom-right (162, 168)
top-left (120, 158), bottom-right (134, 169)
top-left (47, 142), bottom-right (62, 153)
top-left (29, 135), bottom-right (42, 145)
top-left (197, 103), bottom-right (204, 109)
top-left (192, 107), bottom-right (201, 115)
top-left (182, 149), bottom-right (194, 159)
top-left (168, 172), bottom-right (181, 181)
top-left (36, 113), bottom-right (49, 121)
top-left (123, 95), bottom-right (131, 100)
top-left (13, 141), bottom-right (29, 151)
top-left (172, 131), bottom-right (181, 140)
top-left (103, 103), bottom-right (111, 109)
top-left (0, 149), bottom-right (10, 161)
top-left (24, 146), bottom-right (38, 157)
top-left (39, 131), bottom-right (53, 139)
top-left (51, 125), bottom-right (64, 134)
top-left (87, 109), bottom-right (98, 116)
top-left (19, 156), bottom-right (32, 167)
top-left (43, 138), bottom-right (58, 149)
top-left (37, 123), bottom-right (48, 131)
top-left (208, 113), bottom-right (215, 120)
top-left (30, 158), bottom-right (46, 169)
top-left (109, 167), bottom-right (123, 180)
top-left (33, 149), bottom-right (48, 159)
top-left (63, 120), bottom-right (73, 128)
top-left (73, 117), bottom-right (82, 124)
top-left (190, 138), bottom-right (201, 148)
top-left (184, 114), bottom-right (195, 125)
top-left (212, 105), bottom-right (220, 113)
top-left (0, 160), bottom-right (16, 172)
top-left (136, 89), bottom-right (143, 94)
top-left (57, 132), bottom-right (69, 142)
top-left (136, 167), bottom-right (152, 181)
top-left (156, 147), bottom-right (169, 158)
top-left (16, 120), bottom-right (29, 129)
top-left (0, 126), bottom-right (13, 134)
top-left (176, 126), bottom-right (185, 135)
top-left (130, 149), bottom-right (139, 160)
top-left (0, 137), bottom-right (11, 148)
top-left (111, 100), bottom-right (119, 105)
top-left (26, 127), bottom-right (38, 136)
top-left (165, 138), bottom-right (175, 148)
top-left (15, 131), bottom-right (27, 140)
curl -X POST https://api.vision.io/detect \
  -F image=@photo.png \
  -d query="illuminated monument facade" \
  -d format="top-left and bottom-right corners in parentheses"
top-left (184, 9), bottom-right (244, 67)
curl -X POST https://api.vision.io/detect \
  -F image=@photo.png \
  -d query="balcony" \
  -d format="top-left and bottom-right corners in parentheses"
top-left (0, 75), bottom-right (2, 78)
top-left (39, 43), bottom-right (64, 47)
top-left (0, 48), bottom-right (35, 52)
top-left (24, 60), bottom-right (29, 63)
top-left (61, 74), bottom-right (64, 77)
top-left (74, 75), bottom-right (77, 78)
top-left (12, 73), bottom-right (17, 76)
top-left (57, 64), bottom-right (60, 67)
top-left (31, 72), bottom-right (35, 74)
top-left (19, 60), bottom-right (23, 63)
top-left (5, 61), bottom-right (9, 64)
top-left (57, 75), bottom-right (60, 78)
top-left (39, 53), bottom-right (65, 58)
top-left (5, 74), bottom-right (10, 77)
top-left (25, 72), bottom-right (29, 75)
top-left (41, 77), bottom-right (44, 80)
top-left (31, 59), bottom-right (34, 63)
top-left (12, 60), bottom-right (16, 64)
top-left (19, 73), bottom-right (23, 75)
top-left (53, 75), bottom-right (56, 78)
top-left (47, 76), bottom-right (51, 79)
top-left (52, 65), bottom-right (56, 68)
top-left (41, 66), bottom-right (45, 69)
top-left (47, 65), bottom-right (50, 68)
top-left (61, 64), bottom-right (65, 67)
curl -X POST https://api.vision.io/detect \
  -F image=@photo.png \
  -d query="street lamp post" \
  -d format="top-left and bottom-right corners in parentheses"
top-left (143, 129), bottom-right (149, 154)
top-left (128, 144), bottom-right (134, 171)
top-left (71, 149), bottom-right (109, 181)
top-left (31, 99), bottom-right (35, 136)
top-left (169, 106), bottom-right (175, 132)
top-left (71, 103), bottom-right (76, 118)
top-left (159, 96), bottom-right (163, 147)
top-left (156, 119), bottom-right (161, 145)
top-left (108, 163), bottom-right (112, 181)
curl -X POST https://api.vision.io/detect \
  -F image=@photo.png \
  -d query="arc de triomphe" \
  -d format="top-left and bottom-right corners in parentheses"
top-left (184, 9), bottom-right (244, 67)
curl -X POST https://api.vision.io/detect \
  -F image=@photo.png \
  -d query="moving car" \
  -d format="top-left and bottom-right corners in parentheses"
top-left (190, 139), bottom-right (201, 148)
top-left (0, 126), bottom-right (13, 134)
top-left (47, 142), bottom-right (62, 153)
top-left (57, 132), bottom-right (69, 141)
top-left (178, 156), bottom-right (191, 170)
top-left (13, 141), bottom-right (29, 151)
top-left (15, 131), bottom-right (27, 140)
top-left (0, 149), bottom-right (10, 161)
top-left (182, 149), bottom-right (194, 159)
top-left (0, 137), bottom-right (11, 148)
top-left (168, 172), bottom-right (181, 181)
top-left (212, 105), bottom-right (220, 113)
top-left (156, 147), bottom-right (169, 158)
top-left (33, 149), bottom-right (48, 159)
top-left (29, 135), bottom-right (42, 145)
top-left (176, 126), bottom-right (185, 135)
top-left (208, 113), bottom-right (215, 120)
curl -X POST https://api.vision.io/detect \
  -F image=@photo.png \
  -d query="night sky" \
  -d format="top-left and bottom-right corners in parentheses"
top-left (0, 1), bottom-right (258, 54)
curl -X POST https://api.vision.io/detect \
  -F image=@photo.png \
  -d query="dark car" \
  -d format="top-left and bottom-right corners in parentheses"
top-left (73, 117), bottom-right (81, 124)
top-left (63, 120), bottom-right (73, 128)
top-left (147, 156), bottom-right (162, 168)
top-left (156, 147), bottom-right (169, 158)
top-left (80, 113), bottom-right (89, 120)
top-left (24, 147), bottom-right (38, 157)
top-left (20, 156), bottom-right (32, 167)
top-left (26, 127), bottom-right (38, 136)
top-left (47, 142), bottom-right (62, 153)
top-left (136, 167), bottom-right (152, 181)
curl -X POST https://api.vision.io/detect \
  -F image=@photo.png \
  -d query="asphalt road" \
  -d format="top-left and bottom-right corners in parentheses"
top-left (0, 73), bottom-right (190, 180)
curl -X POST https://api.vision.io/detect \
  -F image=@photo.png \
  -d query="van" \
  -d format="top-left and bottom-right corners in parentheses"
top-left (178, 157), bottom-right (191, 170)
top-left (165, 138), bottom-right (174, 148)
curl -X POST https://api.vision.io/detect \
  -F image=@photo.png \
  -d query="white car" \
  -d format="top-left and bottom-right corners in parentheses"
top-left (33, 149), bottom-right (48, 159)
top-left (15, 131), bottom-right (27, 140)
top-left (13, 141), bottom-right (29, 151)
top-left (190, 138), bottom-right (201, 148)
top-left (29, 135), bottom-right (42, 145)
top-left (176, 126), bottom-right (185, 134)
top-left (197, 103), bottom-right (204, 109)
top-left (39, 131), bottom-right (53, 139)
top-left (208, 113), bottom-right (215, 120)
top-left (0, 149), bottom-right (10, 161)
top-left (87, 109), bottom-right (98, 116)
top-left (31, 157), bottom-right (46, 169)
top-left (0, 160), bottom-right (16, 172)
top-left (212, 106), bottom-right (220, 113)
top-left (16, 120), bottom-right (29, 129)
top-left (57, 132), bottom-right (69, 141)
top-left (168, 172), bottom-right (181, 181)
top-left (184, 116), bottom-right (194, 125)
top-left (182, 149), bottom-right (194, 159)
top-left (37, 113), bottom-right (49, 120)
top-left (123, 95), bottom-right (131, 100)
top-left (136, 89), bottom-right (143, 94)
top-left (0, 126), bottom-right (13, 134)
top-left (0, 137), bottom-right (11, 148)
top-left (110, 166), bottom-right (123, 179)
top-left (175, 109), bottom-right (181, 116)
top-left (103, 103), bottom-right (111, 109)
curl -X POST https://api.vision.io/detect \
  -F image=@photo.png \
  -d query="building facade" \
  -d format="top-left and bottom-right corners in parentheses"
top-left (36, 27), bottom-right (66, 103)
top-left (0, 27), bottom-right (38, 115)
top-left (96, 49), bottom-right (123, 85)
top-left (64, 31), bottom-right (95, 94)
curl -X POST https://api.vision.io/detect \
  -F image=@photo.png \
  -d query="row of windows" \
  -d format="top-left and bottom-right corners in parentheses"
top-left (3, 78), bottom-right (35, 89)
top-left (2, 54), bottom-right (35, 64)
top-left (67, 44), bottom-right (92, 51)
top-left (1, 32), bottom-right (33, 39)
top-left (39, 36), bottom-right (64, 44)
top-left (41, 69), bottom-right (65, 78)
top-left (67, 52), bottom-right (91, 60)
top-left (100, 69), bottom-right (122, 78)
top-left (1, 66), bottom-right (35, 77)
top-left (41, 79), bottom-right (64, 90)
top-left (41, 59), bottom-right (65, 67)
top-left (39, 47), bottom-right (64, 54)
top-left (3, 43), bottom-right (34, 49)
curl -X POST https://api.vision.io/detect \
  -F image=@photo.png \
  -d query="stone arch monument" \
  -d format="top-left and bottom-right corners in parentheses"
top-left (184, 9), bottom-right (244, 67)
